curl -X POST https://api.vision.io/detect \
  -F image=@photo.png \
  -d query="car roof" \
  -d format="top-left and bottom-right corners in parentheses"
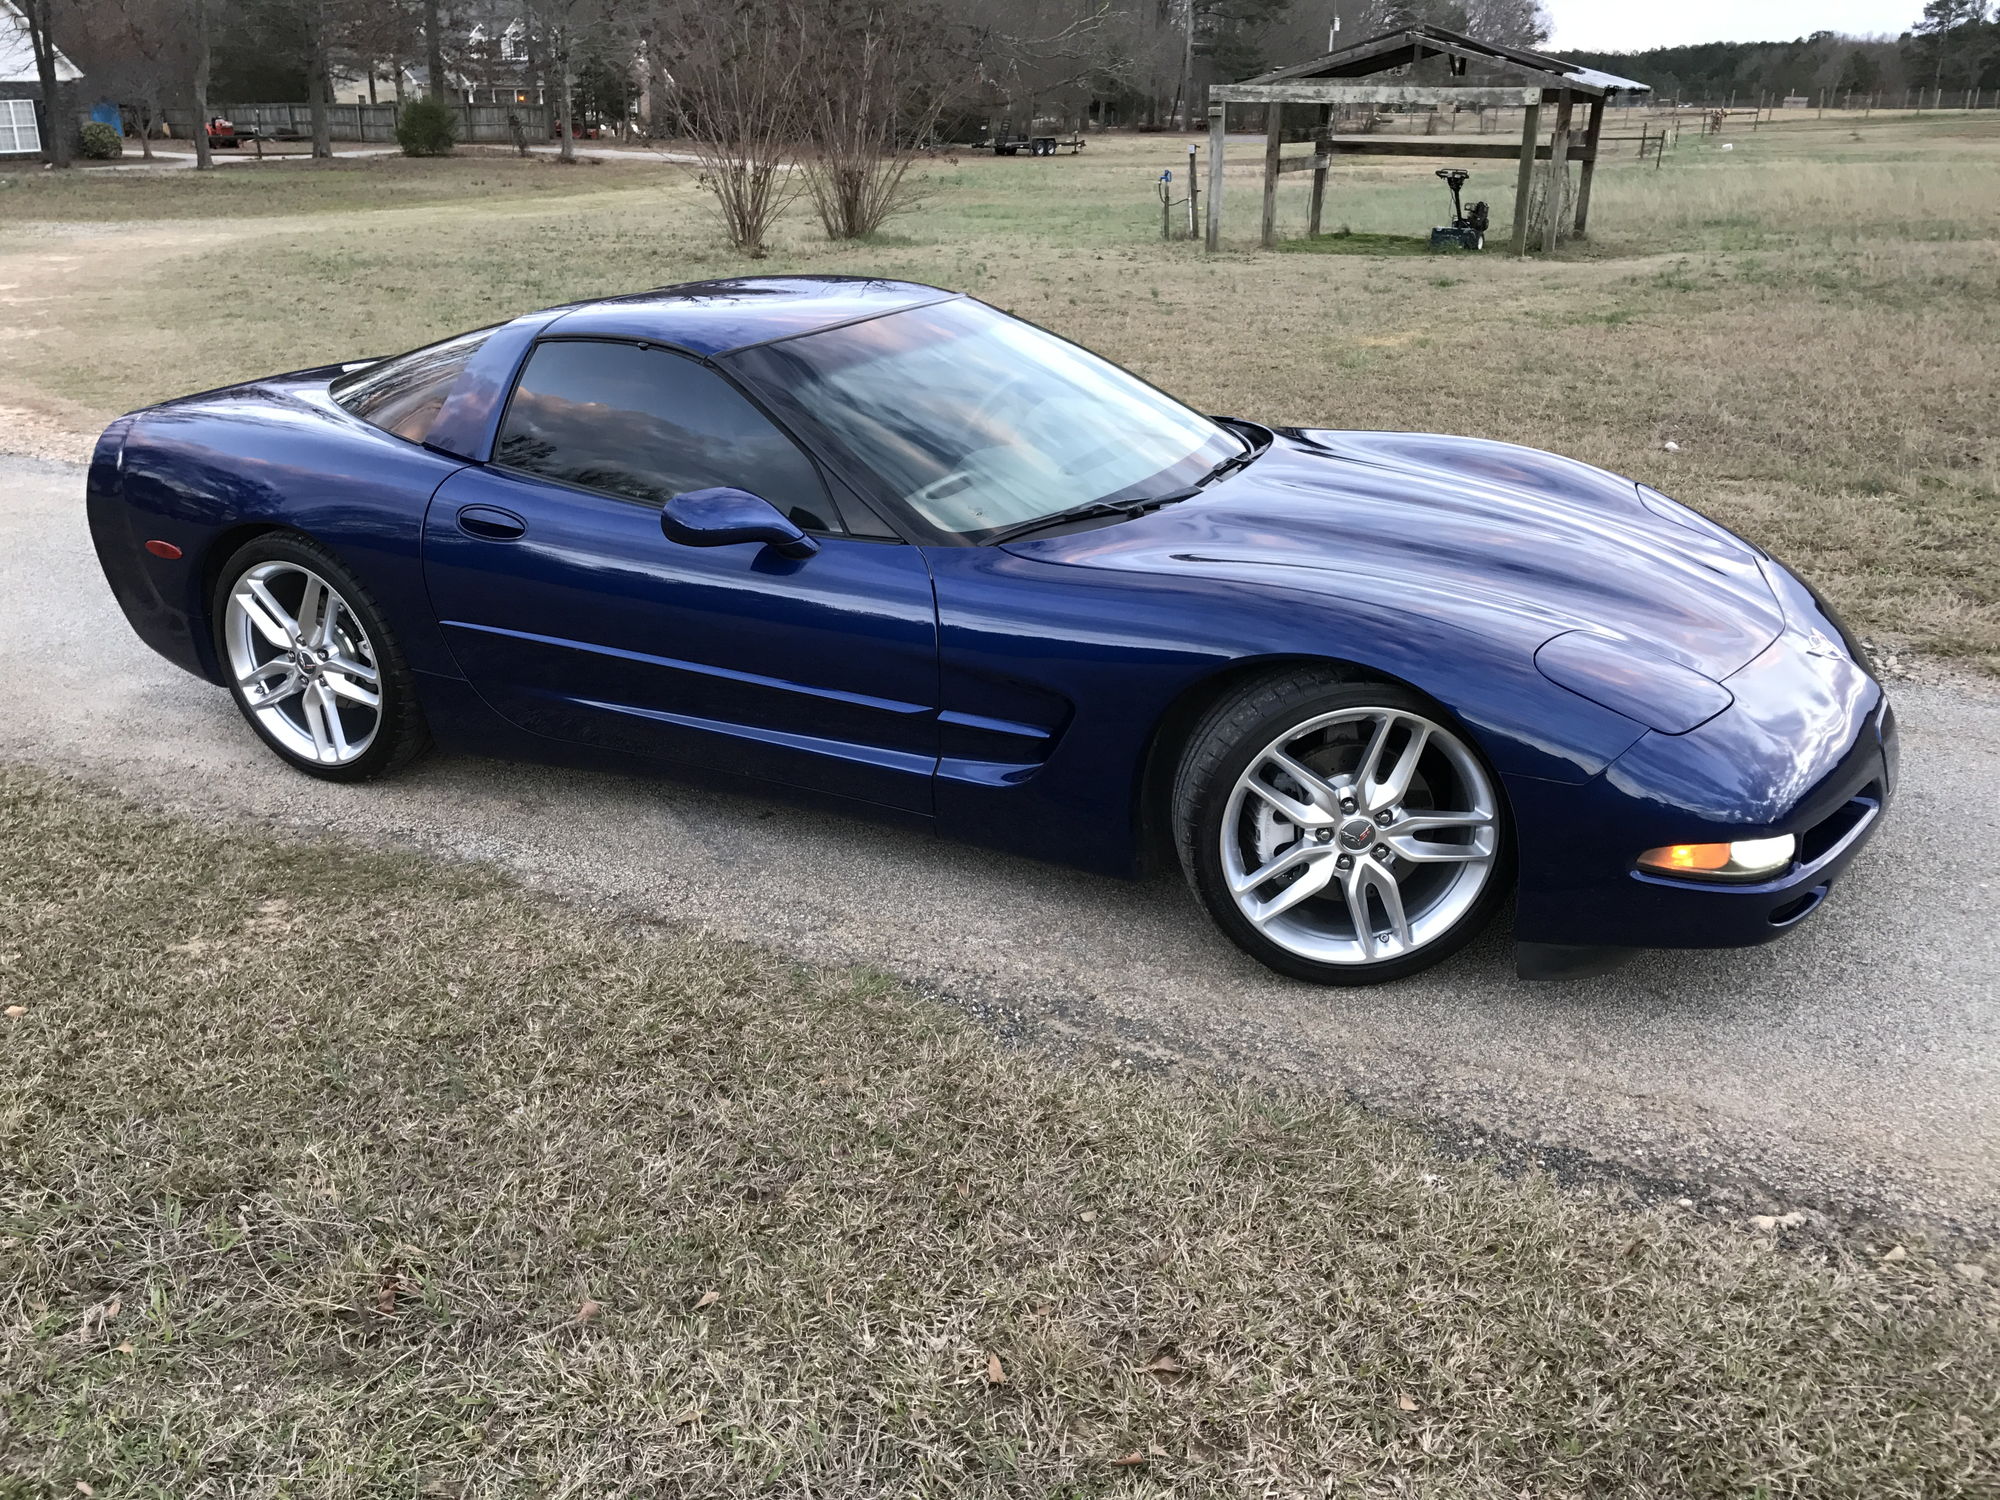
top-left (539, 275), bottom-right (959, 357)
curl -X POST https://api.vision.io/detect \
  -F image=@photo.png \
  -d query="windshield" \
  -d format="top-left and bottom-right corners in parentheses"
top-left (730, 298), bottom-right (1244, 539)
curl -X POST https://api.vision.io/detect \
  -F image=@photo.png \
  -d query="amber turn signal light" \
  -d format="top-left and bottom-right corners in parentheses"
top-left (1637, 835), bottom-right (1796, 882)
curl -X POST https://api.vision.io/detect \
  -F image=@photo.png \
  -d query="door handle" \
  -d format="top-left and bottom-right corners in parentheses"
top-left (457, 505), bottom-right (527, 541)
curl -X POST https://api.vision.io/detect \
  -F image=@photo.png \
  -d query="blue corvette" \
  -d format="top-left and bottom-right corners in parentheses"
top-left (88, 276), bottom-right (1894, 984)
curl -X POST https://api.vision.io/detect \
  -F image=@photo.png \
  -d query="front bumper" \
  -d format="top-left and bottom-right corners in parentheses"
top-left (1508, 618), bottom-right (1894, 971)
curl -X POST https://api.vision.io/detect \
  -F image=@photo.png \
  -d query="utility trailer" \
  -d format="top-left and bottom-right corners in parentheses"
top-left (987, 116), bottom-right (1086, 157)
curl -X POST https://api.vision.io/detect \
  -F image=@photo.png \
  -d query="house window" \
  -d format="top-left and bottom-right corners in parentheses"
top-left (0, 99), bottom-right (41, 156)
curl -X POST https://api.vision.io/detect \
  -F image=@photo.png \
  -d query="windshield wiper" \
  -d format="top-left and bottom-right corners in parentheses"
top-left (1199, 445), bottom-right (1258, 487)
top-left (982, 431), bottom-right (1264, 546)
top-left (984, 493), bottom-right (1189, 545)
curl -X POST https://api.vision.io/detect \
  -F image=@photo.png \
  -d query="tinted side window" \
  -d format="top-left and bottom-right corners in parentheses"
top-left (495, 340), bottom-right (837, 532)
top-left (331, 327), bottom-right (493, 444)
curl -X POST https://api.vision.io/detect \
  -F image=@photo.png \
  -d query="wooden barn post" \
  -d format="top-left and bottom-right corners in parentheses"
top-left (1260, 102), bottom-right (1283, 248)
top-left (1307, 103), bottom-right (1332, 237)
top-left (1308, 131), bottom-right (1330, 236)
top-left (1510, 97), bottom-right (1542, 256)
top-left (1572, 94), bottom-right (1606, 237)
top-left (1204, 102), bottom-right (1226, 251)
top-left (1540, 88), bottom-right (1573, 254)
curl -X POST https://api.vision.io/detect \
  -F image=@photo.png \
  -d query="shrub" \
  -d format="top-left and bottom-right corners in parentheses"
top-left (78, 121), bottom-right (123, 160)
top-left (395, 97), bottom-right (457, 157)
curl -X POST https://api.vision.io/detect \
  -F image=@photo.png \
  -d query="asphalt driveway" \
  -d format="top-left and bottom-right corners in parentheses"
top-left (4, 454), bottom-right (1996, 1234)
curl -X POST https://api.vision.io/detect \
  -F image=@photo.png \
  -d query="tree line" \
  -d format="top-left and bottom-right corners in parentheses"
top-left (1562, 3), bottom-right (2000, 107)
top-left (16, 0), bottom-right (1559, 170)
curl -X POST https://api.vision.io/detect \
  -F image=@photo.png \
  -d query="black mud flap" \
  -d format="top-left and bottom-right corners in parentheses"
top-left (1515, 942), bottom-right (1640, 981)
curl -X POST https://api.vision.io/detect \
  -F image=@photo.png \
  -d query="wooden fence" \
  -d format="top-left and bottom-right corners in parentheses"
top-left (160, 102), bottom-right (549, 145)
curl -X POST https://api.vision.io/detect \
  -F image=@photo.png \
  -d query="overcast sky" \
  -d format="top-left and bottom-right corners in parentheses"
top-left (1544, 0), bottom-right (1922, 51)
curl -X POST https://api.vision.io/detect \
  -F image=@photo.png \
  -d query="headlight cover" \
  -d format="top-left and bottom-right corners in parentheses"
top-left (1534, 630), bottom-right (1735, 736)
top-left (1636, 835), bottom-right (1796, 882)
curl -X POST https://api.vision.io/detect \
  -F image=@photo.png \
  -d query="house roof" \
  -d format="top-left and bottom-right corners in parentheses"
top-left (0, 0), bottom-right (83, 85)
top-left (1246, 24), bottom-right (1648, 98)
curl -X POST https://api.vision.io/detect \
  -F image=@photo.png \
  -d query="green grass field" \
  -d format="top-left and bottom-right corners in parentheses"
top-left (3, 115), bottom-right (1995, 667)
top-left (2, 765), bottom-right (1995, 1496)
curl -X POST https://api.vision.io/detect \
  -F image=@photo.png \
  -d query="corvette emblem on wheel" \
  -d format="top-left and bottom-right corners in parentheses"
top-left (86, 276), bottom-right (1893, 985)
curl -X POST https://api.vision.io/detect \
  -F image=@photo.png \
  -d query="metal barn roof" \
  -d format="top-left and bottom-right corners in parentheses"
top-left (1247, 24), bottom-right (1649, 98)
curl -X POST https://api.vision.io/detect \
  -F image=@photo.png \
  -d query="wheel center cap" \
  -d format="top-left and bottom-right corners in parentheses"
top-left (1338, 818), bottom-right (1376, 852)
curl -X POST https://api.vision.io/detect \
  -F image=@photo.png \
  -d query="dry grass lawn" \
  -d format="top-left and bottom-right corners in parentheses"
top-left (2, 114), bottom-right (1996, 663)
top-left (3, 764), bottom-right (1996, 1496)
top-left (5, 120), bottom-right (2000, 1496)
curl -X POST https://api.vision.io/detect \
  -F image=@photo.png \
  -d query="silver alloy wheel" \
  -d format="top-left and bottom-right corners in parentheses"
top-left (222, 561), bottom-right (382, 766)
top-left (1221, 707), bottom-right (1498, 965)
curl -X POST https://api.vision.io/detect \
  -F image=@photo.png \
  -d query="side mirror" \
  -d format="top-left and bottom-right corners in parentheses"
top-left (660, 487), bottom-right (818, 559)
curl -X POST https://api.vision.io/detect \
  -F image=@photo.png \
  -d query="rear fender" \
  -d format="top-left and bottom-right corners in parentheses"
top-left (104, 390), bottom-right (469, 682)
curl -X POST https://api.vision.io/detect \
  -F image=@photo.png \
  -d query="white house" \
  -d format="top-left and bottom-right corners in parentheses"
top-left (1, 0), bottom-right (82, 157)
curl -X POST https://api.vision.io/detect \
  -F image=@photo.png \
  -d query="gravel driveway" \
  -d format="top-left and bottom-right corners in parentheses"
top-left (5, 453), bottom-right (1997, 1235)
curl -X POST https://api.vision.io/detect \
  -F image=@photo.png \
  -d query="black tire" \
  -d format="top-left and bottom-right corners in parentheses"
top-left (1171, 669), bottom-right (1509, 985)
top-left (211, 532), bottom-right (430, 783)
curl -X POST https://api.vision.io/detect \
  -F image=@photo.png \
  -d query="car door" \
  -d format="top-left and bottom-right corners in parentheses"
top-left (420, 337), bottom-right (940, 814)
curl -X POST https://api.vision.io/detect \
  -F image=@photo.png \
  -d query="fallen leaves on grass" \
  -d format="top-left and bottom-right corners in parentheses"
top-left (985, 1352), bottom-right (1007, 1386)
top-left (692, 1290), bottom-right (720, 1311)
top-left (75, 1297), bottom-right (119, 1342)
top-left (1750, 1212), bottom-right (1808, 1231)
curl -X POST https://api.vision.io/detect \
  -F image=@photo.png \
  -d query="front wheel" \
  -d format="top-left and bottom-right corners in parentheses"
top-left (213, 533), bottom-right (430, 782)
top-left (1173, 673), bottom-right (1508, 985)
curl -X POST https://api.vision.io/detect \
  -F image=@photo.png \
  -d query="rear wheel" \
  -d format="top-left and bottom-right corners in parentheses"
top-left (1173, 672), bottom-right (1507, 984)
top-left (214, 533), bottom-right (429, 782)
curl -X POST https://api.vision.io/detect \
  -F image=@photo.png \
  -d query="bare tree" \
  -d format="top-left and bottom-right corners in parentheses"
top-left (339, 0), bottom-right (423, 105)
top-left (950, 0), bottom-right (1139, 126)
top-left (187, 0), bottom-right (214, 166)
top-left (18, 0), bottom-right (75, 166)
top-left (71, 0), bottom-right (188, 158)
top-left (424, 0), bottom-right (445, 94)
top-left (798, 0), bottom-right (967, 238)
top-left (661, 0), bottom-right (810, 255)
top-left (1459, 0), bottom-right (1550, 49)
top-left (520, 0), bottom-right (622, 161)
top-left (304, 0), bottom-right (334, 156)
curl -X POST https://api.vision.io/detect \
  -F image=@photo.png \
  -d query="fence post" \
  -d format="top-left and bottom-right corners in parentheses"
top-left (1187, 143), bottom-right (1199, 240)
top-left (1541, 89), bottom-right (1572, 254)
top-left (1259, 103), bottom-right (1282, 249)
top-left (1572, 95), bottom-right (1605, 238)
top-left (1204, 103), bottom-right (1225, 253)
top-left (1307, 132), bottom-right (1329, 237)
top-left (1510, 97), bottom-right (1541, 256)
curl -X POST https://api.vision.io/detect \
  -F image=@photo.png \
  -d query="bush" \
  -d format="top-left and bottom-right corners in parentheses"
top-left (395, 97), bottom-right (457, 157)
top-left (78, 121), bottom-right (123, 160)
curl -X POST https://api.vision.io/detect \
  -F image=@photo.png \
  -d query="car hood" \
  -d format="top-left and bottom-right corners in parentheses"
top-left (998, 429), bottom-right (1783, 682)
